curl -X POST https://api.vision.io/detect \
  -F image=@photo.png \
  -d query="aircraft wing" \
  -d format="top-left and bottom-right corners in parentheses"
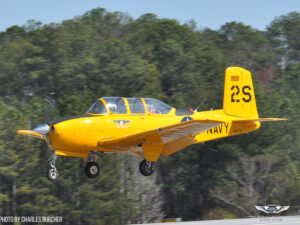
top-left (98, 120), bottom-right (224, 149)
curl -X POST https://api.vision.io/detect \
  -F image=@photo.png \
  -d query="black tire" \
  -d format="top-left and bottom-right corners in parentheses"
top-left (85, 162), bottom-right (100, 178)
top-left (47, 167), bottom-right (58, 181)
top-left (139, 159), bottom-right (154, 176)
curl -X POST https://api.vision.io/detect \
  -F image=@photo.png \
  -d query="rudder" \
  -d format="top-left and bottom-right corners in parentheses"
top-left (223, 67), bottom-right (258, 119)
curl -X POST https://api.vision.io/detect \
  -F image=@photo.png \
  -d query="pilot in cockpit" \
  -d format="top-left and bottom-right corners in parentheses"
top-left (147, 104), bottom-right (157, 114)
top-left (107, 103), bottom-right (117, 113)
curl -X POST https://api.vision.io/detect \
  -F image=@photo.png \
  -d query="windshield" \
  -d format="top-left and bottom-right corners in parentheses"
top-left (86, 100), bottom-right (107, 114)
top-left (103, 97), bottom-right (127, 114)
top-left (144, 98), bottom-right (172, 114)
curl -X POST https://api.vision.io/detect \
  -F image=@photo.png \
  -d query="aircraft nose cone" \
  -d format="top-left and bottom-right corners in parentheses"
top-left (33, 123), bottom-right (50, 135)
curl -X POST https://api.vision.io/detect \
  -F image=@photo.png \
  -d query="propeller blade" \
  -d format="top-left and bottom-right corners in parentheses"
top-left (44, 95), bottom-right (56, 123)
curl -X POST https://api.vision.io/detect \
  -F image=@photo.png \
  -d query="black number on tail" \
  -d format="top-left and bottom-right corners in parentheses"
top-left (231, 85), bottom-right (240, 102)
top-left (231, 85), bottom-right (252, 103)
top-left (242, 86), bottom-right (252, 102)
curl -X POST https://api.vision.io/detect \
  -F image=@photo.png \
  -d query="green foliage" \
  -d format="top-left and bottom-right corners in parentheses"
top-left (267, 12), bottom-right (300, 61)
top-left (203, 208), bottom-right (238, 220)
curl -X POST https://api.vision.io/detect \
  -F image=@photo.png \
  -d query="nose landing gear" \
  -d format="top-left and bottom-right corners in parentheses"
top-left (139, 159), bottom-right (154, 176)
top-left (47, 153), bottom-right (59, 181)
top-left (46, 151), bottom-right (101, 180)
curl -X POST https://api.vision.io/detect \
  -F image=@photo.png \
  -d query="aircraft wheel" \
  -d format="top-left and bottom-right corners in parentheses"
top-left (139, 159), bottom-right (154, 176)
top-left (85, 162), bottom-right (100, 178)
top-left (47, 167), bottom-right (59, 181)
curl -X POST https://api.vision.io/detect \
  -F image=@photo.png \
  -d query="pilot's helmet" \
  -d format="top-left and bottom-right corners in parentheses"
top-left (107, 103), bottom-right (117, 112)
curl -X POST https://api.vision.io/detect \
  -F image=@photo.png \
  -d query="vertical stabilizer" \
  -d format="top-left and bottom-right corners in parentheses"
top-left (223, 67), bottom-right (258, 119)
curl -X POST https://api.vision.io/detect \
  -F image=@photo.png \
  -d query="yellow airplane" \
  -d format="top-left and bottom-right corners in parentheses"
top-left (17, 67), bottom-right (285, 181)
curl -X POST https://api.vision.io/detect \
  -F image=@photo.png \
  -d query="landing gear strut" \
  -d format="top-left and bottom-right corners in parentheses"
top-left (85, 152), bottom-right (100, 178)
top-left (47, 153), bottom-right (59, 181)
top-left (139, 159), bottom-right (154, 176)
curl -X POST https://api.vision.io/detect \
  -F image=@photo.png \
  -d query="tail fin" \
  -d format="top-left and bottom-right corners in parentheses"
top-left (223, 67), bottom-right (258, 119)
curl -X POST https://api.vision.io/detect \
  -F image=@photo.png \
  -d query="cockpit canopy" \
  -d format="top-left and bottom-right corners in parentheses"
top-left (87, 97), bottom-right (173, 115)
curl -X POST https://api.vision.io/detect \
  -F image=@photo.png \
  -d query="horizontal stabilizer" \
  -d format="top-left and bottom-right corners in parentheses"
top-left (255, 118), bottom-right (287, 121)
top-left (233, 118), bottom-right (287, 122)
top-left (17, 130), bottom-right (43, 139)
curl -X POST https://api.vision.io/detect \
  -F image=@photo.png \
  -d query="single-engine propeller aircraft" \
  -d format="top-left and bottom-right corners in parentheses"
top-left (18, 67), bottom-right (286, 181)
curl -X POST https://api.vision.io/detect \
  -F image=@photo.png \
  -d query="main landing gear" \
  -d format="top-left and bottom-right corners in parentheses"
top-left (85, 152), bottom-right (100, 178)
top-left (47, 152), bottom-right (150, 180)
top-left (47, 153), bottom-right (59, 181)
top-left (139, 159), bottom-right (155, 176)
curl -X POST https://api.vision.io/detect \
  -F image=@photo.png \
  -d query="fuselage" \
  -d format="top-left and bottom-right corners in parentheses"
top-left (46, 98), bottom-right (261, 158)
